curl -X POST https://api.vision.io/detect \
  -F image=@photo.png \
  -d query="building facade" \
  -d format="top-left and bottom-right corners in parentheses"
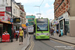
top-left (54, 0), bottom-right (75, 36)
top-left (17, 3), bottom-right (26, 28)
top-left (0, 0), bottom-right (26, 42)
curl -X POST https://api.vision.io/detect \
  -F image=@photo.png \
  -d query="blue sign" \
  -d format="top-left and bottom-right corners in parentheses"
top-left (59, 16), bottom-right (63, 20)
top-left (10, 18), bottom-right (13, 23)
top-left (26, 23), bottom-right (29, 26)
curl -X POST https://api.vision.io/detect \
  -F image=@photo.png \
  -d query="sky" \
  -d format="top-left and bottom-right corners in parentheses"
top-left (15, 0), bottom-right (55, 19)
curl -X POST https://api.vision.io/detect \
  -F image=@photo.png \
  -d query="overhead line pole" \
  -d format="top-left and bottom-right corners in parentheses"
top-left (34, 0), bottom-right (44, 18)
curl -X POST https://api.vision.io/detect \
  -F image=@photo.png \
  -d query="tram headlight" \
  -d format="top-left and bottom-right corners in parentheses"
top-left (46, 33), bottom-right (49, 35)
top-left (36, 33), bottom-right (40, 36)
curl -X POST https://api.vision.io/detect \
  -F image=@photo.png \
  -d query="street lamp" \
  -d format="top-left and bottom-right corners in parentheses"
top-left (11, 0), bottom-right (13, 42)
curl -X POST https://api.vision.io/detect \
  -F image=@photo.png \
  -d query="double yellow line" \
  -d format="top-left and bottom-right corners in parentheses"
top-left (29, 37), bottom-right (34, 50)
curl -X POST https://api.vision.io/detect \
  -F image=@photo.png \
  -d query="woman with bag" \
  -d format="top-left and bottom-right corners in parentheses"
top-left (19, 27), bottom-right (24, 45)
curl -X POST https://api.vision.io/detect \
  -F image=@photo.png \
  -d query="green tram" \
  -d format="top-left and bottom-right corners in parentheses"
top-left (34, 18), bottom-right (50, 39)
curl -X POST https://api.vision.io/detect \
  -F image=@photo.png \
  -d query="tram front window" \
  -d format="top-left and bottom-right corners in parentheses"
top-left (37, 19), bottom-right (48, 31)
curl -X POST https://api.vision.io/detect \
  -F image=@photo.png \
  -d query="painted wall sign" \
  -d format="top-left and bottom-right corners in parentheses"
top-left (0, 7), bottom-right (5, 11)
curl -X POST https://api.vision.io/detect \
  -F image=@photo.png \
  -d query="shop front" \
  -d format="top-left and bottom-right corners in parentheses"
top-left (0, 13), bottom-right (13, 42)
top-left (0, 21), bottom-right (12, 42)
top-left (58, 12), bottom-right (69, 35)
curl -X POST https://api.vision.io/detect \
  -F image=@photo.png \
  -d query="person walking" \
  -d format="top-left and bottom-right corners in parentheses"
top-left (52, 28), bottom-right (54, 36)
top-left (59, 28), bottom-right (63, 37)
top-left (15, 29), bottom-right (19, 41)
top-left (56, 29), bottom-right (59, 35)
top-left (24, 29), bottom-right (26, 38)
top-left (19, 27), bottom-right (24, 45)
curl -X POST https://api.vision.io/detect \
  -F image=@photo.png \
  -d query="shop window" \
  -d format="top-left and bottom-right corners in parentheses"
top-left (60, 20), bottom-right (63, 29)
top-left (65, 21), bottom-right (69, 33)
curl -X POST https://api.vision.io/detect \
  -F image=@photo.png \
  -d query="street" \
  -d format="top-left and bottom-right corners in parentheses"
top-left (0, 0), bottom-right (75, 50)
top-left (26, 35), bottom-right (75, 50)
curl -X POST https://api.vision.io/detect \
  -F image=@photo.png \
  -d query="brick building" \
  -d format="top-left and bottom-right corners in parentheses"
top-left (54, 0), bottom-right (75, 36)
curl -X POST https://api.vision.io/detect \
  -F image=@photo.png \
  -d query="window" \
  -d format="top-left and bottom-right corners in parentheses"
top-left (13, 9), bottom-right (15, 14)
top-left (6, 0), bottom-right (7, 2)
top-left (3, 0), bottom-right (4, 3)
top-left (67, 0), bottom-right (69, 4)
top-left (65, 21), bottom-right (69, 33)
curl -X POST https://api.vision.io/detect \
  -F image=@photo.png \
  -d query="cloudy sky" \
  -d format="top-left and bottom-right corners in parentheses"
top-left (15, 0), bottom-right (55, 19)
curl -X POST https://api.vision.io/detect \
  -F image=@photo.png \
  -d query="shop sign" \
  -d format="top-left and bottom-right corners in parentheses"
top-left (0, 7), bottom-right (5, 11)
top-left (0, 12), bottom-right (5, 16)
top-left (58, 12), bottom-right (69, 21)
top-left (65, 19), bottom-right (69, 21)
top-left (0, 12), bottom-right (8, 21)
top-left (13, 18), bottom-right (20, 23)
top-left (6, 7), bottom-right (11, 12)
top-left (10, 18), bottom-right (13, 23)
top-left (59, 16), bottom-right (63, 20)
top-left (6, 13), bottom-right (12, 22)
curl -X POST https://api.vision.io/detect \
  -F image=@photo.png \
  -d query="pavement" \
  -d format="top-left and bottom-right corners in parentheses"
top-left (50, 33), bottom-right (75, 45)
top-left (0, 35), bottom-right (30, 50)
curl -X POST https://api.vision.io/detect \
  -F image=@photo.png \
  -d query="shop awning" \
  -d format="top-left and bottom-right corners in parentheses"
top-left (22, 24), bottom-right (27, 29)
top-left (0, 21), bottom-right (11, 24)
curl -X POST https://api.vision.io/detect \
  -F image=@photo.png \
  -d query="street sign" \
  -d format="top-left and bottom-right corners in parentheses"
top-left (26, 23), bottom-right (29, 26)
top-left (10, 18), bottom-right (13, 23)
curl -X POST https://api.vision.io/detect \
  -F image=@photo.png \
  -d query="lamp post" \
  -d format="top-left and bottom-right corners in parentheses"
top-left (11, 0), bottom-right (13, 42)
top-left (34, 6), bottom-right (41, 18)
top-left (34, 0), bottom-right (44, 18)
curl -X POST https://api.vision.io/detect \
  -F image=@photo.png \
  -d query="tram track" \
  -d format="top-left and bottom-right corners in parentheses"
top-left (37, 40), bottom-right (57, 50)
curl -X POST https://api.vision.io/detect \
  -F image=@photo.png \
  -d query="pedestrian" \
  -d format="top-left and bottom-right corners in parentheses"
top-left (5, 31), bottom-right (9, 35)
top-left (19, 27), bottom-right (24, 45)
top-left (2, 32), bottom-right (6, 35)
top-left (56, 29), bottom-right (59, 35)
top-left (59, 28), bottom-right (63, 37)
top-left (15, 29), bottom-right (19, 41)
top-left (52, 28), bottom-right (54, 36)
top-left (50, 28), bottom-right (53, 35)
top-left (24, 29), bottom-right (26, 38)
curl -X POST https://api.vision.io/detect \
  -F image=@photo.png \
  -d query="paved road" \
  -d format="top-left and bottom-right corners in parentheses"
top-left (27, 35), bottom-right (75, 50)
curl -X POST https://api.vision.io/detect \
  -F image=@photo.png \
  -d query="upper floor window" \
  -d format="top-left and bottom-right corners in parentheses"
top-left (3, 0), bottom-right (4, 3)
top-left (13, 9), bottom-right (15, 14)
top-left (67, 0), bottom-right (69, 4)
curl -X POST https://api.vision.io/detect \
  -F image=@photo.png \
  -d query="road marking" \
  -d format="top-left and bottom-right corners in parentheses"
top-left (29, 36), bottom-right (35, 50)
top-left (51, 38), bottom-right (75, 47)
top-left (31, 41), bottom-right (34, 50)
top-left (29, 42), bottom-right (33, 50)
